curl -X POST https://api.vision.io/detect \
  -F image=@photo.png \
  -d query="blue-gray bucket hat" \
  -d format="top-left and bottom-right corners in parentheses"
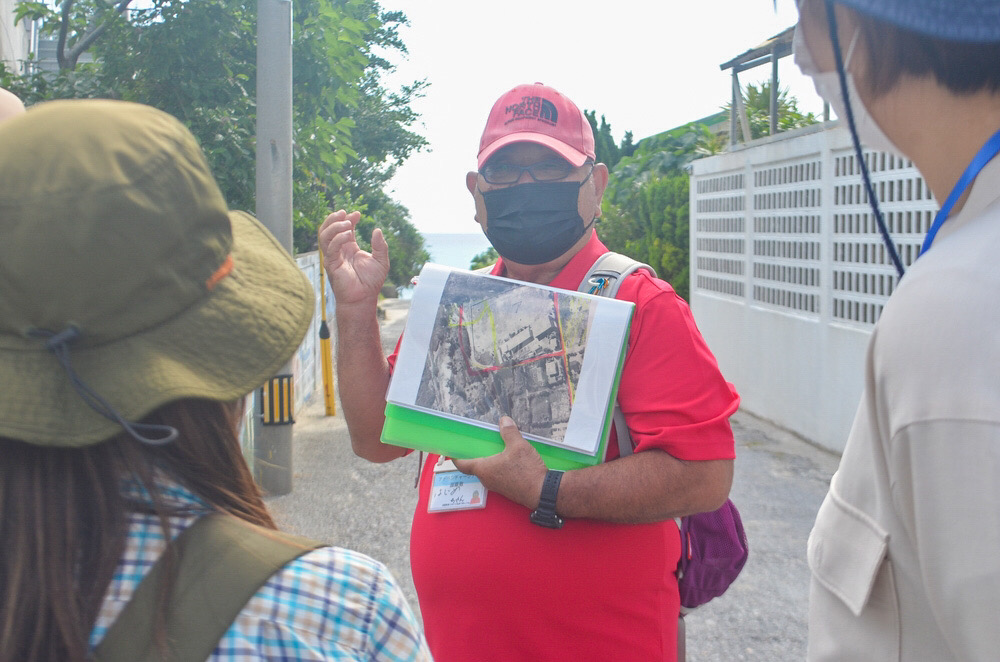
top-left (836, 0), bottom-right (1000, 42)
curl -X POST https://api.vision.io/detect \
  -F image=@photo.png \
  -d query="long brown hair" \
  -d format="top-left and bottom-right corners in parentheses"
top-left (0, 397), bottom-right (274, 662)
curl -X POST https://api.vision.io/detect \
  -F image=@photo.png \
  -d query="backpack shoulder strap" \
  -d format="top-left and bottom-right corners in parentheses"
top-left (578, 252), bottom-right (654, 458)
top-left (94, 513), bottom-right (324, 662)
top-left (577, 251), bottom-right (656, 299)
top-left (613, 406), bottom-right (633, 459)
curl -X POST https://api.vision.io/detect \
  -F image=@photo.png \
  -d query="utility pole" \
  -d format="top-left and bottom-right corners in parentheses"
top-left (769, 49), bottom-right (779, 136)
top-left (254, 0), bottom-right (295, 495)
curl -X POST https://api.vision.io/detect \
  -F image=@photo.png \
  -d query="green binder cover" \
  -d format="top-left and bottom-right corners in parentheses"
top-left (381, 264), bottom-right (633, 470)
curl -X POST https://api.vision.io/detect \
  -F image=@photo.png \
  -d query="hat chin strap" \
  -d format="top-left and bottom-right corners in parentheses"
top-left (28, 325), bottom-right (179, 446)
top-left (825, 0), bottom-right (906, 279)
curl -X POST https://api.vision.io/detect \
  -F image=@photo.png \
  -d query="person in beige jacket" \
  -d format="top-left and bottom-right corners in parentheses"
top-left (793, 0), bottom-right (1000, 660)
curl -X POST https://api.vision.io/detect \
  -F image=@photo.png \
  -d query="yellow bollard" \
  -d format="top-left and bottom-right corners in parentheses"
top-left (318, 242), bottom-right (336, 416)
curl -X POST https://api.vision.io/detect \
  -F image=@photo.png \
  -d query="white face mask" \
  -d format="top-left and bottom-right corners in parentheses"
top-left (793, 24), bottom-right (904, 157)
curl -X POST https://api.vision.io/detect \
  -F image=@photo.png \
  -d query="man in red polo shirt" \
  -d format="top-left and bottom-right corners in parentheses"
top-left (320, 82), bottom-right (739, 661)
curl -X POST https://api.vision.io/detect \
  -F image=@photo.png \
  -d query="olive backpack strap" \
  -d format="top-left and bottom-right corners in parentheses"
top-left (94, 513), bottom-right (324, 662)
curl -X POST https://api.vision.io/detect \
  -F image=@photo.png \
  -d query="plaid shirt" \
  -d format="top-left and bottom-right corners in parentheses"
top-left (90, 480), bottom-right (432, 661)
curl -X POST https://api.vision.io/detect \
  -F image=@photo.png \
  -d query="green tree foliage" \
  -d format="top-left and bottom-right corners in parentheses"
top-left (599, 121), bottom-right (718, 300)
top-left (603, 122), bottom-right (705, 207)
top-left (600, 173), bottom-right (690, 300)
top-left (726, 81), bottom-right (818, 141)
top-left (584, 109), bottom-right (642, 170)
top-left (620, 130), bottom-right (636, 159)
top-left (469, 246), bottom-right (498, 270)
top-left (583, 120), bottom-right (708, 301)
top-left (693, 122), bottom-right (729, 157)
top-left (12, 0), bottom-right (131, 70)
top-left (584, 110), bottom-right (620, 169)
top-left (597, 84), bottom-right (814, 301)
top-left (2, 0), bottom-right (430, 288)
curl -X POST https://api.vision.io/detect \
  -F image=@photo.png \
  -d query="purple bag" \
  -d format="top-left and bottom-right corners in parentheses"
top-left (612, 406), bottom-right (749, 611)
top-left (676, 499), bottom-right (749, 609)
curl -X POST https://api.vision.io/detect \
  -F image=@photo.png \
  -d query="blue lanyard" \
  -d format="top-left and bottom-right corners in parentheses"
top-left (921, 128), bottom-right (1000, 256)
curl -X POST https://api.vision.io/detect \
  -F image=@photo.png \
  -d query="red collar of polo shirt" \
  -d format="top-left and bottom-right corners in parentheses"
top-left (491, 232), bottom-right (609, 289)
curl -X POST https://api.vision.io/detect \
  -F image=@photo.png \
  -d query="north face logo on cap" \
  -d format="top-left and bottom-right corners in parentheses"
top-left (504, 96), bottom-right (558, 126)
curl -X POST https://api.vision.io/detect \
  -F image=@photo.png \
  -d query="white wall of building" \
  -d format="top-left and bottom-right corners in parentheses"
top-left (0, 0), bottom-right (32, 74)
top-left (690, 123), bottom-right (938, 453)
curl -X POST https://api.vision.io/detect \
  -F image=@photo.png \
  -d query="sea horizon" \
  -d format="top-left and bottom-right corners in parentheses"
top-left (397, 232), bottom-right (493, 299)
top-left (420, 231), bottom-right (493, 271)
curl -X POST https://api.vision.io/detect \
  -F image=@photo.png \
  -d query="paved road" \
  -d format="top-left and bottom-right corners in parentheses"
top-left (268, 298), bottom-right (842, 661)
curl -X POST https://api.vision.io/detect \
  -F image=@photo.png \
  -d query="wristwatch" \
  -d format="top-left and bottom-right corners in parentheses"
top-left (530, 469), bottom-right (564, 529)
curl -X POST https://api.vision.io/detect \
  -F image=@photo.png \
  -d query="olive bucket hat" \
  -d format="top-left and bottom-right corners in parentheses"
top-left (0, 100), bottom-right (314, 447)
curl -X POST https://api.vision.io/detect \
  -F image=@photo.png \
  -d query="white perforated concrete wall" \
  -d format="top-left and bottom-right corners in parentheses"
top-left (690, 123), bottom-right (937, 453)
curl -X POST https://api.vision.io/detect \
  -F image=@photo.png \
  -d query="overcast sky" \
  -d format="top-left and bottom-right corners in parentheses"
top-left (379, 0), bottom-right (822, 234)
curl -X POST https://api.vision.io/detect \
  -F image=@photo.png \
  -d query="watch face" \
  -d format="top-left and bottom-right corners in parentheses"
top-left (530, 510), bottom-right (564, 529)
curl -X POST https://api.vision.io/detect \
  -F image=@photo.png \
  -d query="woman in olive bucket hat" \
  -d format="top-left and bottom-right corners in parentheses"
top-left (0, 100), bottom-right (430, 662)
top-left (792, 0), bottom-right (1000, 659)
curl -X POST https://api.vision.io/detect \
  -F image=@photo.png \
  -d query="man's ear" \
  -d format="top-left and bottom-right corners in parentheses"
top-left (467, 171), bottom-right (487, 229)
top-left (592, 163), bottom-right (610, 208)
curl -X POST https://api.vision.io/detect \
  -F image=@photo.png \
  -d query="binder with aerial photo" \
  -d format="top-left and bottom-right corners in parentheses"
top-left (382, 263), bottom-right (634, 469)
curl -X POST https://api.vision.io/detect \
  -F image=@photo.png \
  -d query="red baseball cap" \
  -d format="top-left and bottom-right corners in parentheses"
top-left (477, 82), bottom-right (596, 169)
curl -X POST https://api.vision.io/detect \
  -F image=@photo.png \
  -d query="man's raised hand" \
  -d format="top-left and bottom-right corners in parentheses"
top-left (318, 210), bottom-right (390, 307)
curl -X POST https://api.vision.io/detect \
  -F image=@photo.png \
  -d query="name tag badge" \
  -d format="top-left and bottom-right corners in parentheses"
top-left (428, 457), bottom-right (487, 512)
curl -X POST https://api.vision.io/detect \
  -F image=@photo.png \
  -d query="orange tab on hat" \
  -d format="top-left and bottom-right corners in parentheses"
top-left (206, 254), bottom-right (234, 291)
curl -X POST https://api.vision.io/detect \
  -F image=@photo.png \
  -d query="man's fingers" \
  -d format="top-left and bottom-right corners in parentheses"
top-left (319, 210), bottom-right (360, 243)
top-left (319, 209), bottom-right (348, 241)
top-left (319, 210), bottom-right (368, 271)
top-left (323, 224), bottom-right (358, 270)
top-left (453, 416), bottom-right (525, 474)
top-left (319, 213), bottom-right (351, 251)
top-left (498, 416), bottom-right (523, 444)
top-left (453, 415), bottom-right (549, 509)
top-left (371, 227), bottom-right (391, 270)
top-left (320, 209), bottom-right (346, 228)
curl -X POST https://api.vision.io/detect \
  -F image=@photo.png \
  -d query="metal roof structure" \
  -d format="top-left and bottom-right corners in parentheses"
top-left (719, 27), bottom-right (822, 146)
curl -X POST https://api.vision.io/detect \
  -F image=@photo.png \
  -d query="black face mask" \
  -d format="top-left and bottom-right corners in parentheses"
top-left (481, 178), bottom-right (594, 266)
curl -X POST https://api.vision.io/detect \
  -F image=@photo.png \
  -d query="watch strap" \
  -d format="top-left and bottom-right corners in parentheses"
top-left (530, 469), bottom-right (564, 529)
